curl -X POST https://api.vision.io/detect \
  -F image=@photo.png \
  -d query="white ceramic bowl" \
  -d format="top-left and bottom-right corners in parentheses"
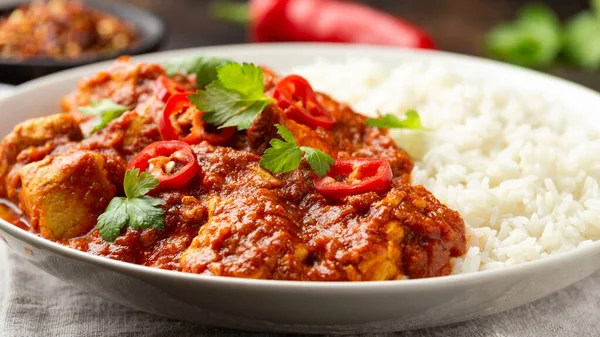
top-left (1, 44), bottom-right (599, 334)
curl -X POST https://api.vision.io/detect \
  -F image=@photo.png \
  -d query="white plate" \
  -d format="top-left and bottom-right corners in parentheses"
top-left (1, 43), bottom-right (599, 334)
top-left (0, 83), bottom-right (13, 97)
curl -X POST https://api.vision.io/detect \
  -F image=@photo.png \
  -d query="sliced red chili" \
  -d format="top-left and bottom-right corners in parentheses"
top-left (154, 76), bottom-right (188, 103)
top-left (273, 75), bottom-right (335, 129)
top-left (128, 141), bottom-right (200, 191)
top-left (159, 93), bottom-right (235, 145)
top-left (314, 158), bottom-right (393, 199)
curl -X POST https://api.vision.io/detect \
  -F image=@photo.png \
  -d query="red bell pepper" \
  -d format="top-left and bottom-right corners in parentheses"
top-left (212, 0), bottom-right (436, 49)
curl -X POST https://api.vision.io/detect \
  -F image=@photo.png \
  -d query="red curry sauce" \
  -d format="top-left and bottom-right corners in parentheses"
top-left (0, 57), bottom-right (467, 281)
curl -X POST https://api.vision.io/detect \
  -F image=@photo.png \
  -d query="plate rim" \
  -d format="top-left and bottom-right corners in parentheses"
top-left (2, 42), bottom-right (600, 290)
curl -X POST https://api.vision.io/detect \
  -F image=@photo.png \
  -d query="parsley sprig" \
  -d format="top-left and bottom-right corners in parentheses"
top-left (260, 124), bottom-right (334, 178)
top-left (165, 55), bottom-right (231, 87)
top-left (189, 62), bottom-right (275, 130)
top-left (97, 169), bottom-right (165, 242)
top-left (79, 99), bottom-right (130, 133)
top-left (365, 110), bottom-right (424, 130)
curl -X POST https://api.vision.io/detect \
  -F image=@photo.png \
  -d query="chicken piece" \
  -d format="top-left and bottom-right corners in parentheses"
top-left (18, 151), bottom-right (115, 241)
top-left (60, 56), bottom-right (166, 113)
top-left (79, 110), bottom-right (161, 162)
top-left (298, 182), bottom-right (466, 281)
top-left (66, 191), bottom-right (204, 269)
top-left (180, 144), bottom-right (308, 279)
top-left (392, 184), bottom-right (467, 278)
top-left (60, 57), bottom-right (194, 123)
top-left (181, 189), bottom-right (308, 280)
top-left (0, 113), bottom-right (83, 198)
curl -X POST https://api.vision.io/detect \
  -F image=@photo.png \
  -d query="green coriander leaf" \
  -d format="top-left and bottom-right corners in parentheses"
top-left (274, 123), bottom-right (297, 144)
top-left (97, 197), bottom-right (128, 242)
top-left (260, 124), bottom-right (333, 177)
top-left (126, 196), bottom-right (165, 231)
top-left (219, 101), bottom-right (272, 130)
top-left (97, 169), bottom-right (165, 242)
top-left (485, 3), bottom-right (561, 68)
top-left (190, 85), bottom-right (266, 129)
top-left (564, 11), bottom-right (600, 70)
top-left (123, 169), bottom-right (160, 199)
top-left (217, 62), bottom-right (265, 96)
top-left (300, 147), bottom-right (334, 178)
top-left (78, 99), bottom-right (129, 133)
top-left (260, 139), bottom-right (303, 173)
top-left (189, 62), bottom-right (275, 131)
top-left (165, 56), bottom-right (232, 87)
top-left (365, 110), bottom-right (424, 129)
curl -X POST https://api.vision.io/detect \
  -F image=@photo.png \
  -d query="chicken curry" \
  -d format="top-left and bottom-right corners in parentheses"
top-left (0, 56), bottom-right (466, 281)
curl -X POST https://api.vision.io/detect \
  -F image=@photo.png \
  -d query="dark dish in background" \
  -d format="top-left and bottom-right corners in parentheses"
top-left (0, 0), bottom-right (164, 84)
top-left (0, 0), bottom-right (137, 59)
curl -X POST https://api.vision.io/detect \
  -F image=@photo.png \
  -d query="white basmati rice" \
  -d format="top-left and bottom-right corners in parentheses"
top-left (289, 58), bottom-right (600, 274)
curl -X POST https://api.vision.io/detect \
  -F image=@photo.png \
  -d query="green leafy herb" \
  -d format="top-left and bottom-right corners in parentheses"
top-left (485, 3), bottom-right (561, 68)
top-left (260, 124), bottom-right (334, 178)
top-left (564, 11), bottom-right (600, 70)
top-left (189, 62), bottom-right (275, 130)
top-left (165, 55), bottom-right (232, 87)
top-left (365, 110), bottom-right (424, 130)
top-left (78, 99), bottom-right (130, 133)
top-left (301, 147), bottom-right (334, 178)
top-left (96, 169), bottom-right (164, 242)
top-left (594, 0), bottom-right (600, 16)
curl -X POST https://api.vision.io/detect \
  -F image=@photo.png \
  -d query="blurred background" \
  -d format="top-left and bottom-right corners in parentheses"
top-left (1, 0), bottom-right (599, 88)
top-left (119, 0), bottom-right (596, 88)
top-left (120, 0), bottom-right (588, 52)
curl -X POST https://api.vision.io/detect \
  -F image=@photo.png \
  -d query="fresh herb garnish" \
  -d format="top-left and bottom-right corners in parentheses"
top-left (97, 169), bottom-right (165, 242)
top-left (79, 99), bottom-right (130, 133)
top-left (189, 62), bottom-right (275, 130)
top-left (260, 124), bottom-right (334, 178)
top-left (564, 9), bottom-right (600, 70)
top-left (485, 1), bottom-right (600, 70)
top-left (365, 110), bottom-right (424, 130)
top-left (165, 55), bottom-right (232, 87)
top-left (485, 3), bottom-right (561, 69)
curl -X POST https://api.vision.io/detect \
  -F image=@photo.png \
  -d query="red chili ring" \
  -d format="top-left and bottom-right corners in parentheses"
top-left (127, 141), bottom-right (200, 191)
top-left (273, 75), bottom-right (335, 129)
top-left (314, 158), bottom-right (393, 199)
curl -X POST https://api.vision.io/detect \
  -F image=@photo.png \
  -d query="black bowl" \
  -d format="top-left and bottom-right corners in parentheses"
top-left (0, 0), bottom-right (166, 85)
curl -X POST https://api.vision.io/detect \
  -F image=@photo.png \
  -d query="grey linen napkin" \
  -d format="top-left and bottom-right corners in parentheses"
top-left (1, 244), bottom-right (599, 337)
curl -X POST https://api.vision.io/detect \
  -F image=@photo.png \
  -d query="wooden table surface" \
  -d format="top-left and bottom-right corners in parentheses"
top-left (121, 0), bottom-right (600, 90)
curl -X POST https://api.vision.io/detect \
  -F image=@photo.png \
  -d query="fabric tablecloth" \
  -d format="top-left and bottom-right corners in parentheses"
top-left (1, 86), bottom-right (599, 337)
top-left (1, 244), bottom-right (599, 337)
